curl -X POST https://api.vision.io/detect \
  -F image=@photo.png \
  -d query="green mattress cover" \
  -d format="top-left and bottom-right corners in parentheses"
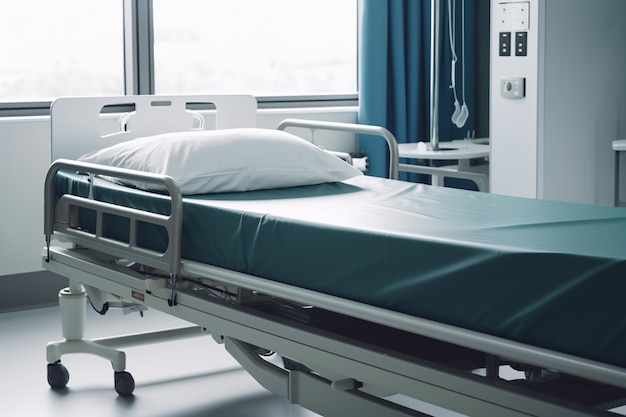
top-left (55, 172), bottom-right (626, 368)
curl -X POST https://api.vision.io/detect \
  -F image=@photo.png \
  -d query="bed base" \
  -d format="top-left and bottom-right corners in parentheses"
top-left (43, 245), bottom-right (626, 416)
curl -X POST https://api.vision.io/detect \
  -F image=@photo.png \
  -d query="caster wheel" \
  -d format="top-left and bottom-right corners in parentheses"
top-left (114, 371), bottom-right (135, 396)
top-left (47, 362), bottom-right (69, 389)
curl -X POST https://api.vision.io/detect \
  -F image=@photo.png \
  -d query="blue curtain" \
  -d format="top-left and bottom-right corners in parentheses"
top-left (358, 0), bottom-right (476, 180)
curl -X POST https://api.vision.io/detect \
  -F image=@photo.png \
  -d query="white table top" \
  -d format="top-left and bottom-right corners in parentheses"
top-left (398, 140), bottom-right (490, 160)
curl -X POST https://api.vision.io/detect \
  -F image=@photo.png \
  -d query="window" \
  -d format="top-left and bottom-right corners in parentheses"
top-left (152, 0), bottom-right (357, 97)
top-left (0, 0), bottom-right (357, 109)
top-left (0, 0), bottom-right (124, 102)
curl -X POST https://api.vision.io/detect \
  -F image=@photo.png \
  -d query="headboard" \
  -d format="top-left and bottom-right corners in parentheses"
top-left (50, 94), bottom-right (257, 161)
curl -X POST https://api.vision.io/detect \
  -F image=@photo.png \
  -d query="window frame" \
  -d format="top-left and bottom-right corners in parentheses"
top-left (0, 0), bottom-right (358, 117)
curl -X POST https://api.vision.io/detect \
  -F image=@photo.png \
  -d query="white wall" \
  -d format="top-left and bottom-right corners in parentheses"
top-left (539, 0), bottom-right (626, 205)
top-left (0, 117), bottom-right (51, 276)
top-left (490, 0), bottom-right (626, 205)
top-left (0, 107), bottom-right (358, 277)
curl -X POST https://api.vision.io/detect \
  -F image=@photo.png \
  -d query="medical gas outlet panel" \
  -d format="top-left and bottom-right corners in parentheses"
top-left (497, 1), bottom-right (528, 99)
top-left (497, 2), bottom-right (529, 56)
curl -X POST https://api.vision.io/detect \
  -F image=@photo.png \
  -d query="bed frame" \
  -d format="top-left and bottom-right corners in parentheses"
top-left (43, 95), bottom-right (626, 417)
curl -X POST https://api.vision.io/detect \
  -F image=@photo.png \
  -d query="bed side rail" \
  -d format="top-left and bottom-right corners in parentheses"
top-left (44, 159), bottom-right (183, 304)
top-left (277, 119), bottom-right (399, 180)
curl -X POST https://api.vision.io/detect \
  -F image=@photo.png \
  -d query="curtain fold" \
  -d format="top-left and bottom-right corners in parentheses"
top-left (358, 0), bottom-right (476, 180)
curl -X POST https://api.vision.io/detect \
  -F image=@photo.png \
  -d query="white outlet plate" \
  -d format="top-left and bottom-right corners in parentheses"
top-left (500, 77), bottom-right (526, 99)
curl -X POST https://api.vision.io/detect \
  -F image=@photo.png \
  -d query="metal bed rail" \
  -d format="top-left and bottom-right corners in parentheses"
top-left (277, 118), bottom-right (400, 180)
top-left (44, 159), bottom-right (184, 305)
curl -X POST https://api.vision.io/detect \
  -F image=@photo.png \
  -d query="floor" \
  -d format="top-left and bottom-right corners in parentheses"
top-left (0, 304), bottom-right (320, 417)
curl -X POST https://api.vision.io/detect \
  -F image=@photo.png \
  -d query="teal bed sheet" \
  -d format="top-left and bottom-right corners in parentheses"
top-left (55, 171), bottom-right (626, 368)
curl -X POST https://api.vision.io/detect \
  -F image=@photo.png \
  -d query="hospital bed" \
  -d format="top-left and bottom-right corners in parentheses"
top-left (42, 95), bottom-right (626, 417)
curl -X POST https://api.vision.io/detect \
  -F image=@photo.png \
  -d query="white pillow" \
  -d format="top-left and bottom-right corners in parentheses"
top-left (77, 128), bottom-right (362, 195)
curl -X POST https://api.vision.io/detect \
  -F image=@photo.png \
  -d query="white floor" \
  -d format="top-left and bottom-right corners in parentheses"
top-left (0, 304), bottom-right (319, 417)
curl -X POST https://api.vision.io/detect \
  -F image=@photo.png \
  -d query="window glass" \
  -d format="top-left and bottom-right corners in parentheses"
top-left (0, 0), bottom-right (124, 101)
top-left (152, 0), bottom-right (357, 97)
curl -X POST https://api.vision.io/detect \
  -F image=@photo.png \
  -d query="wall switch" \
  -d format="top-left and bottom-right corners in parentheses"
top-left (500, 77), bottom-right (526, 99)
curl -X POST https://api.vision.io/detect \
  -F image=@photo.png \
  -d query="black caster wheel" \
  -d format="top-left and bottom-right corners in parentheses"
top-left (114, 371), bottom-right (135, 396)
top-left (47, 362), bottom-right (69, 389)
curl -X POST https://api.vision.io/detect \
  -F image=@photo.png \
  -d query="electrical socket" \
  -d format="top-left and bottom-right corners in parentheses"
top-left (499, 32), bottom-right (511, 56)
top-left (500, 77), bottom-right (526, 99)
